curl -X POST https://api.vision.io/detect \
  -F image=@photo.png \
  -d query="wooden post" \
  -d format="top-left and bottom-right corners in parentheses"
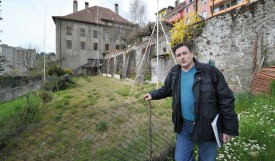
top-left (250, 33), bottom-right (259, 92)
top-left (252, 33), bottom-right (258, 76)
top-left (147, 100), bottom-right (152, 160)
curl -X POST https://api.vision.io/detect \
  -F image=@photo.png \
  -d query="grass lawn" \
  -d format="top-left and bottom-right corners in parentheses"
top-left (0, 93), bottom-right (39, 120)
top-left (0, 76), bottom-right (174, 160)
top-left (1, 76), bottom-right (274, 161)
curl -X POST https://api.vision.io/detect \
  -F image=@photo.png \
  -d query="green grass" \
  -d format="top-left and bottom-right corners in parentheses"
top-left (0, 93), bottom-right (40, 120)
top-left (0, 93), bottom-right (42, 152)
top-left (216, 92), bottom-right (275, 161)
top-left (116, 88), bottom-right (130, 97)
top-left (0, 97), bottom-right (27, 119)
top-left (1, 77), bottom-right (274, 160)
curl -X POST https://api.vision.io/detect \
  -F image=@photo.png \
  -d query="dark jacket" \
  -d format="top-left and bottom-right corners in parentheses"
top-left (149, 59), bottom-right (239, 143)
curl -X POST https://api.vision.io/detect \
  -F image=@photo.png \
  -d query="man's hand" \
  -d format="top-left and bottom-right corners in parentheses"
top-left (144, 93), bottom-right (152, 101)
top-left (223, 133), bottom-right (232, 143)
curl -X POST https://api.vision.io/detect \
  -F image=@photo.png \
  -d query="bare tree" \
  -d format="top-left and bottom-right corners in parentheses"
top-left (0, 55), bottom-right (12, 74)
top-left (15, 44), bottom-right (37, 74)
top-left (129, 0), bottom-right (148, 27)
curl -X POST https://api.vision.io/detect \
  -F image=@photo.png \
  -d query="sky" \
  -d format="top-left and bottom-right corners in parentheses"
top-left (0, 0), bottom-right (180, 53)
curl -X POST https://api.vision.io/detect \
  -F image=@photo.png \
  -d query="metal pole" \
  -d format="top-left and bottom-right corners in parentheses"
top-left (156, 0), bottom-right (159, 88)
top-left (43, 6), bottom-right (47, 81)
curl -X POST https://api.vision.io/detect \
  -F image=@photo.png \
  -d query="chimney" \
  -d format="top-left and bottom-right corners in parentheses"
top-left (85, 2), bottom-right (89, 9)
top-left (175, 0), bottom-right (179, 7)
top-left (73, 0), bottom-right (78, 13)
top-left (115, 3), bottom-right (118, 15)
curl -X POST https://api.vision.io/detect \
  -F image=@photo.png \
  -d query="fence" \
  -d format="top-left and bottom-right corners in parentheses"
top-left (0, 97), bottom-right (175, 160)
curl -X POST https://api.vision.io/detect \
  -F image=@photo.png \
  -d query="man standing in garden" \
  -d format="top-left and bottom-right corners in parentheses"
top-left (144, 42), bottom-right (239, 161)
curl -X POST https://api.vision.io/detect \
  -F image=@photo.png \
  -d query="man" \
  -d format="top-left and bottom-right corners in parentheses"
top-left (144, 42), bottom-right (238, 161)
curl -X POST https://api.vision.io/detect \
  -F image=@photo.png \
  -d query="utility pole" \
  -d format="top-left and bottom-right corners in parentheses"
top-left (0, 0), bottom-right (3, 43)
top-left (156, 0), bottom-right (159, 88)
top-left (43, 6), bottom-right (47, 81)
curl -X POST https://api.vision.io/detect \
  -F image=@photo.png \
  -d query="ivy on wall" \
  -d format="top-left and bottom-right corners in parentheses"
top-left (169, 9), bottom-right (206, 47)
top-left (0, 75), bottom-right (42, 89)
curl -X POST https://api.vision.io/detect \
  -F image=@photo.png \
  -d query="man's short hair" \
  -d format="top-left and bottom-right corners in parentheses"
top-left (172, 42), bottom-right (193, 54)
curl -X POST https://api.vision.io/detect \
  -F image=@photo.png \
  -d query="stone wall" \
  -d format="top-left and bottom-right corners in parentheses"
top-left (0, 82), bottom-right (41, 103)
top-left (194, 0), bottom-right (275, 90)
top-left (104, 0), bottom-right (275, 91)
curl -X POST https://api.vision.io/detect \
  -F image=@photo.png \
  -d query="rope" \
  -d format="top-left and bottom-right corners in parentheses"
top-left (127, 22), bottom-right (157, 101)
top-left (158, 18), bottom-right (177, 64)
top-left (89, 4), bottom-right (100, 76)
top-left (143, 44), bottom-right (152, 76)
top-left (38, 0), bottom-right (69, 51)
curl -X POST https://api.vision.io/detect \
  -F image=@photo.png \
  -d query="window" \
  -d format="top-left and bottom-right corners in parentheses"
top-left (186, 7), bottom-right (189, 14)
top-left (189, 0), bottom-right (194, 3)
top-left (105, 44), bottom-right (109, 51)
top-left (237, 0), bottom-right (243, 4)
top-left (202, 0), bottom-right (206, 5)
top-left (105, 32), bottom-right (109, 40)
top-left (220, 5), bottom-right (224, 10)
top-left (80, 28), bottom-right (85, 37)
top-left (66, 27), bottom-right (72, 35)
top-left (93, 30), bottom-right (98, 38)
top-left (214, 7), bottom-right (220, 13)
top-left (225, 2), bottom-right (231, 8)
top-left (80, 41), bottom-right (85, 50)
top-left (115, 32), bottom-right (119, 40)
top-left (66, 40), bottom-right (72, 49)
top-left (93, 43), bottom-right (98, 51)
top-left (116, 45), bottom-right (120, 50)
top-left (186, 18), bottom-right (190, 24)
top-left (231, 0), bottom-right (237, 6)
top-left (202, 10), bottom-right (207, 18)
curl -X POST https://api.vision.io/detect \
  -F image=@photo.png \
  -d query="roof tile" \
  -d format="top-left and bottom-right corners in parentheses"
top-left (53, 6), bottom-right (133, 25)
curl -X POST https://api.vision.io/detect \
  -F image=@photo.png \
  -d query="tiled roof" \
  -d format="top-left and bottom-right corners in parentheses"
top-left (251, 66), bottom-right (275, 94)
top-left (53, 6), bottom-right (134, 25)
top-left (165, 1), bottom-right (186, 17)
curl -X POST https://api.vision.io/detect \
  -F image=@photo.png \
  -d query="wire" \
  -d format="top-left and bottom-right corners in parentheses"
top-left (38, 0), bottom-right (69, 52)
top-left (127, 22), bottom-right (157, 102)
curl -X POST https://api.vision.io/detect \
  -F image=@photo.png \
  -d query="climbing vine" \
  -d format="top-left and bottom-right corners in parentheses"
top-left (169, 10), bottom-right (206, 47)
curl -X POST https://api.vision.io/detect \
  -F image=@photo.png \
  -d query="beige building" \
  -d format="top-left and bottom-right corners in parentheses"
top-left (52, 1), bottom-right (135, 75)
top-left (210, 0), bottom-right (251, 16)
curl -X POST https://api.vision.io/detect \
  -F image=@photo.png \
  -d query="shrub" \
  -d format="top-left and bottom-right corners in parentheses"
top-left (42, 73), bottom-right (74, 91)
top-left (63, 68), bottom-right (73, 75)
top-left (0, 75), bottom-right (42, 89)
top-left (0, 94), bottom-right (41, 149)
top-left (47, 66), bottom-right (65, 77)
top-left (39, 90), bottom-right (53, 103)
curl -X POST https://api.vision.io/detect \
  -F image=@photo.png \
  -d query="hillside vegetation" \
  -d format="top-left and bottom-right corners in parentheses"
top-left (0, 76), bottom-right (174, 160)
top-left (0, 76), bottom-right (274, 160)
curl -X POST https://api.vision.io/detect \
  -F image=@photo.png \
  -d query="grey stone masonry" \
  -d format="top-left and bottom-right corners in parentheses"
top-left (195, 0), bottom-right (275, 90)
top-left (104, 0), bottom-right (275, 91)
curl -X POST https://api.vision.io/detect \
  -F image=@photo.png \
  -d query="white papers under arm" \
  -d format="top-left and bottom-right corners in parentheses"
top-left (211, 113), bottom-right (222, 148)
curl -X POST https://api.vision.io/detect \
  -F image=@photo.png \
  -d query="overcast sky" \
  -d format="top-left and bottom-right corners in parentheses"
top-left (1, 0), bottom-right (180, 53)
